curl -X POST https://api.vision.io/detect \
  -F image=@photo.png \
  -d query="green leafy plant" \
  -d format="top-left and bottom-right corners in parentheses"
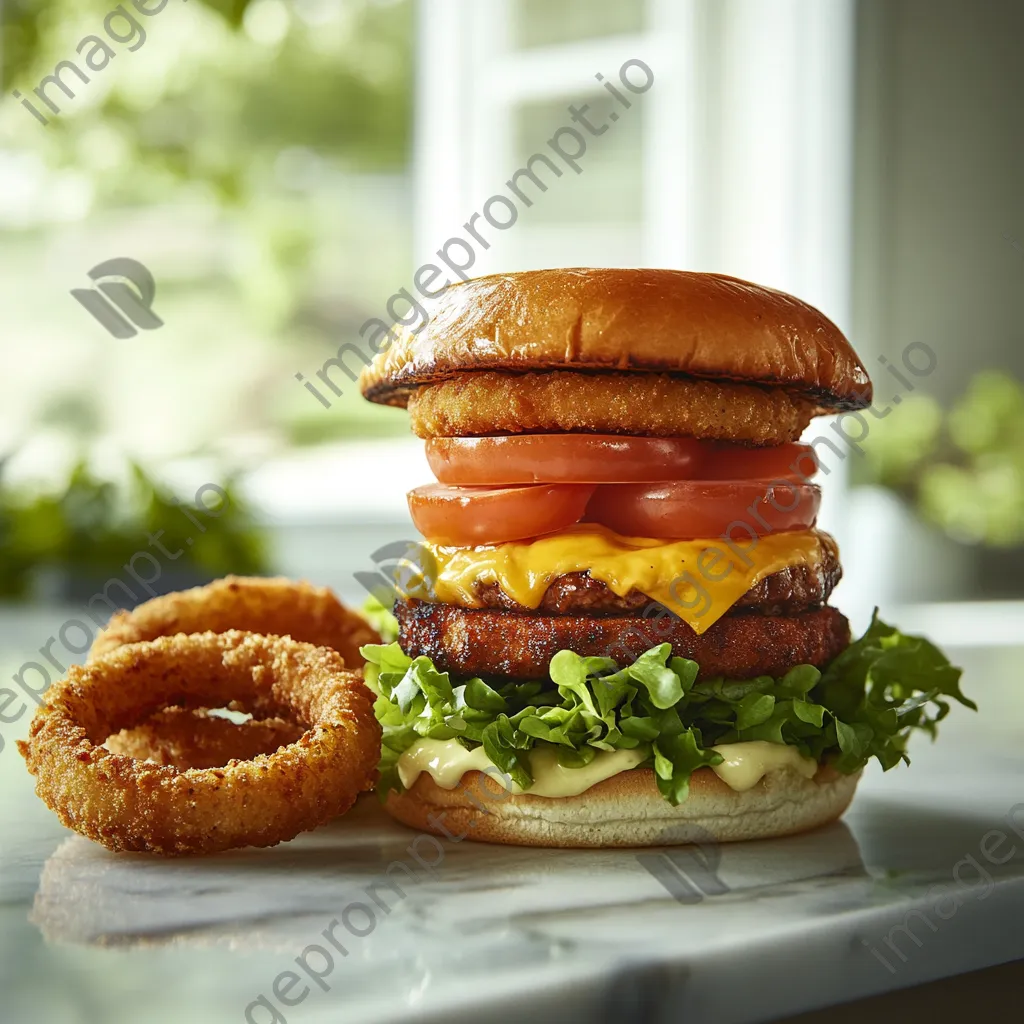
top-left (0, 459), bottom-right (268, 595)
top-left (0, 456), bottom-right (32, 598)
top-left (362, 613), bottom-right (973, 805)
top-left (855, 371), bottom-right (1024, 546)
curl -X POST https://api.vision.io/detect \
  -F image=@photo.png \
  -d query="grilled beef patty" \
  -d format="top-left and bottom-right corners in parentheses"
top-left (395, 600), bottom-right (851, 681)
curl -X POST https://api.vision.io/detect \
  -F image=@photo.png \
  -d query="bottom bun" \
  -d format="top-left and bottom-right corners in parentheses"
top-left (384, 764), bottom-right (861, 847)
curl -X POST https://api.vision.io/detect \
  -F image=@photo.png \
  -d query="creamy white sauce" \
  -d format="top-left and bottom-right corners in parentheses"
top-left (397, 739), bottom-right (497, 791)
top-left (397, 737), bottom-right (818, 796)
top-left (709, 740), bottom-right (818, 791)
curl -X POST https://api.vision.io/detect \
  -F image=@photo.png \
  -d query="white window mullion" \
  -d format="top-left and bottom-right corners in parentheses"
top-left (414, 0), bottom-right (856, 363)
top-left (793, 0), bottom-right (856, 331)
top-left (413, 0), bottom-right (476, 268)
top-left (643, 0), bottom-right (702, 269)
top-left (466, 0), bottom-right (514, 239)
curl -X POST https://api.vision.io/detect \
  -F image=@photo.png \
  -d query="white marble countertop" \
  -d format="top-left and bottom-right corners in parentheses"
top-left (1, 640), bottom-right (1022, 1024)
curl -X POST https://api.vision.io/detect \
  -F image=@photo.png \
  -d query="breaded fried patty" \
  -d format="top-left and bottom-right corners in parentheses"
top-left (469, 533), bottom-right (841, 617)
top-left (395, 601), bottom-right (851, 681)
top-left (407, 371), bottom-right (817, 444)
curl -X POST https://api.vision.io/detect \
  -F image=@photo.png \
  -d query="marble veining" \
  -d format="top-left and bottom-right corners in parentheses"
top-left (2, 723), bottom-right (1023, 1024)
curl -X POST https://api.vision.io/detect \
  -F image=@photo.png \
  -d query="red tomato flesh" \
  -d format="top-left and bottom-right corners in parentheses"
top-left (584, 480), bottom-right (821, 540)
top-left (698, 442), bottom-right (818, 481)
top-left (426, 436), bottom-right (817, 485)
top-left (407, 483), bottom-right (595, 546)
top-left (408, 479), bottom-right (820, 545)
top-left (426, 435), bottom-right (705, 485)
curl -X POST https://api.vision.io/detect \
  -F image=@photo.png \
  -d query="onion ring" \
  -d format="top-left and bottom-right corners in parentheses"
top-left (104, 708), bottom-right (304, 770)
top-left (89, 576), bottom-right (380, 667)
top-left (18, 631), bottom-right (381, 856)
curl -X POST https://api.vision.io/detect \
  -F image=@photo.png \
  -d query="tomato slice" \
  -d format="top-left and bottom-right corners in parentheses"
top-left (408, 483), bottom-right (595, 546)
top-left (425, 435), bottom-right (705, 485)
top-left (425, 436), bottom-right (817, 484)
top-left (699, 442), bottom-right (818, 481)
top-left (584, 480), bottom-right (821, 540)
top-left (428, 434), bottom-right (708, 485)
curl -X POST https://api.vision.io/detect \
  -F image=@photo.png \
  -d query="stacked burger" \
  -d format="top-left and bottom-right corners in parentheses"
top-left (359, 269), bottom-right (971, 847)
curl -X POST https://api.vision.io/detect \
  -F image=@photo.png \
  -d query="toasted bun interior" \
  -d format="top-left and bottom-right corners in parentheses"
top-left (360, 269), bottom-right (871, 413)
top-left (384, 764), bottom-right (861, 848)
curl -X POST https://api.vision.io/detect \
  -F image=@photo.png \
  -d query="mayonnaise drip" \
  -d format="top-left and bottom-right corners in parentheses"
top-left (396, 738), bottom-right (818, 796)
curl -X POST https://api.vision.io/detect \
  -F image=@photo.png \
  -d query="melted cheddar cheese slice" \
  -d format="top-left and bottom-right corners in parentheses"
top-left (410, 524), bottom-right (824, 635)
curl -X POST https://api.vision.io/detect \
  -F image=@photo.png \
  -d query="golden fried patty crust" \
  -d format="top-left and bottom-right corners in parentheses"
top-left (395, 601), bottom-right (851, 681)
top-left (406, 371), bottom-right (817, 443)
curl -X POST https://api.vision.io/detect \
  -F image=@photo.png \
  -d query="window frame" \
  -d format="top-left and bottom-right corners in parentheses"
top-left (413, 0), bottom-right (856, 532)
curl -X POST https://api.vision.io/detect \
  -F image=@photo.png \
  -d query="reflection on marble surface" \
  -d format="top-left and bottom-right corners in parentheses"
top-left (31, 799), bottom-right (870, 951)
top-left (2, 637), bottom-right (1024, 1024)
top-left (21, 787), bottom-right (1024, 1024)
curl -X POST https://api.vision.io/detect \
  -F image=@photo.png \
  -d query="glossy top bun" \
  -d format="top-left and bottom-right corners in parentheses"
top-left (360, 269), bottom-right (872, 413)
top-left (384, 763), bottom-right (861, 848)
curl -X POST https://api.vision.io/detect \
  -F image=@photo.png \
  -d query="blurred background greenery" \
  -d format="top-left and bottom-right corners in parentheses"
top-left (855, 371), bottom-right (1024, 548)
top-left (0, 0), bottom-right (415, 460)
top-left (0, 458), bottom-right (267, 600)
top-left (1, 0), bottom-right (419, 597)
top-left (0, 7), bottom-right (1022, 1022)
top-left (0, 0), bottom-right (1022, 605)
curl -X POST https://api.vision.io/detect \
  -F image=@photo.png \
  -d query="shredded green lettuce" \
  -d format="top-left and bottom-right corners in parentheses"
top-left (360, 611), bottom-right (974, 805)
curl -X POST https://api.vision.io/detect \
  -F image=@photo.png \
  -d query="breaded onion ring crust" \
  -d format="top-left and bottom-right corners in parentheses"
top-left (19, 632), bottom-right (380, 856)
top-left (104, 708), bottom-right (304, 770)
top-left (90, 576), bottom-right (380, 667)
top-left (407, 371), bottom-right (816, 444)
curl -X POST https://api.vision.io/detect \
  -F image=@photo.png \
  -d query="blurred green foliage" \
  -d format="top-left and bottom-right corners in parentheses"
top-left (0, 458), bottom-right (268, 599)
top-left (2, 0), bottom-right (256, 93)
top-left (0, 457), bottom-right (32, 598)
top-left (2, 0), bottom-right (412, 193)
top-left (1, 0), bottom-right (415, 448)
top-left (855, 371), bottom-right (1024, 547)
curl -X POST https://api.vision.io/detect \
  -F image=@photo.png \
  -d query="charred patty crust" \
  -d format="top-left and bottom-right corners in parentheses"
top-left (395, 601), bottom-right (851, 681)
